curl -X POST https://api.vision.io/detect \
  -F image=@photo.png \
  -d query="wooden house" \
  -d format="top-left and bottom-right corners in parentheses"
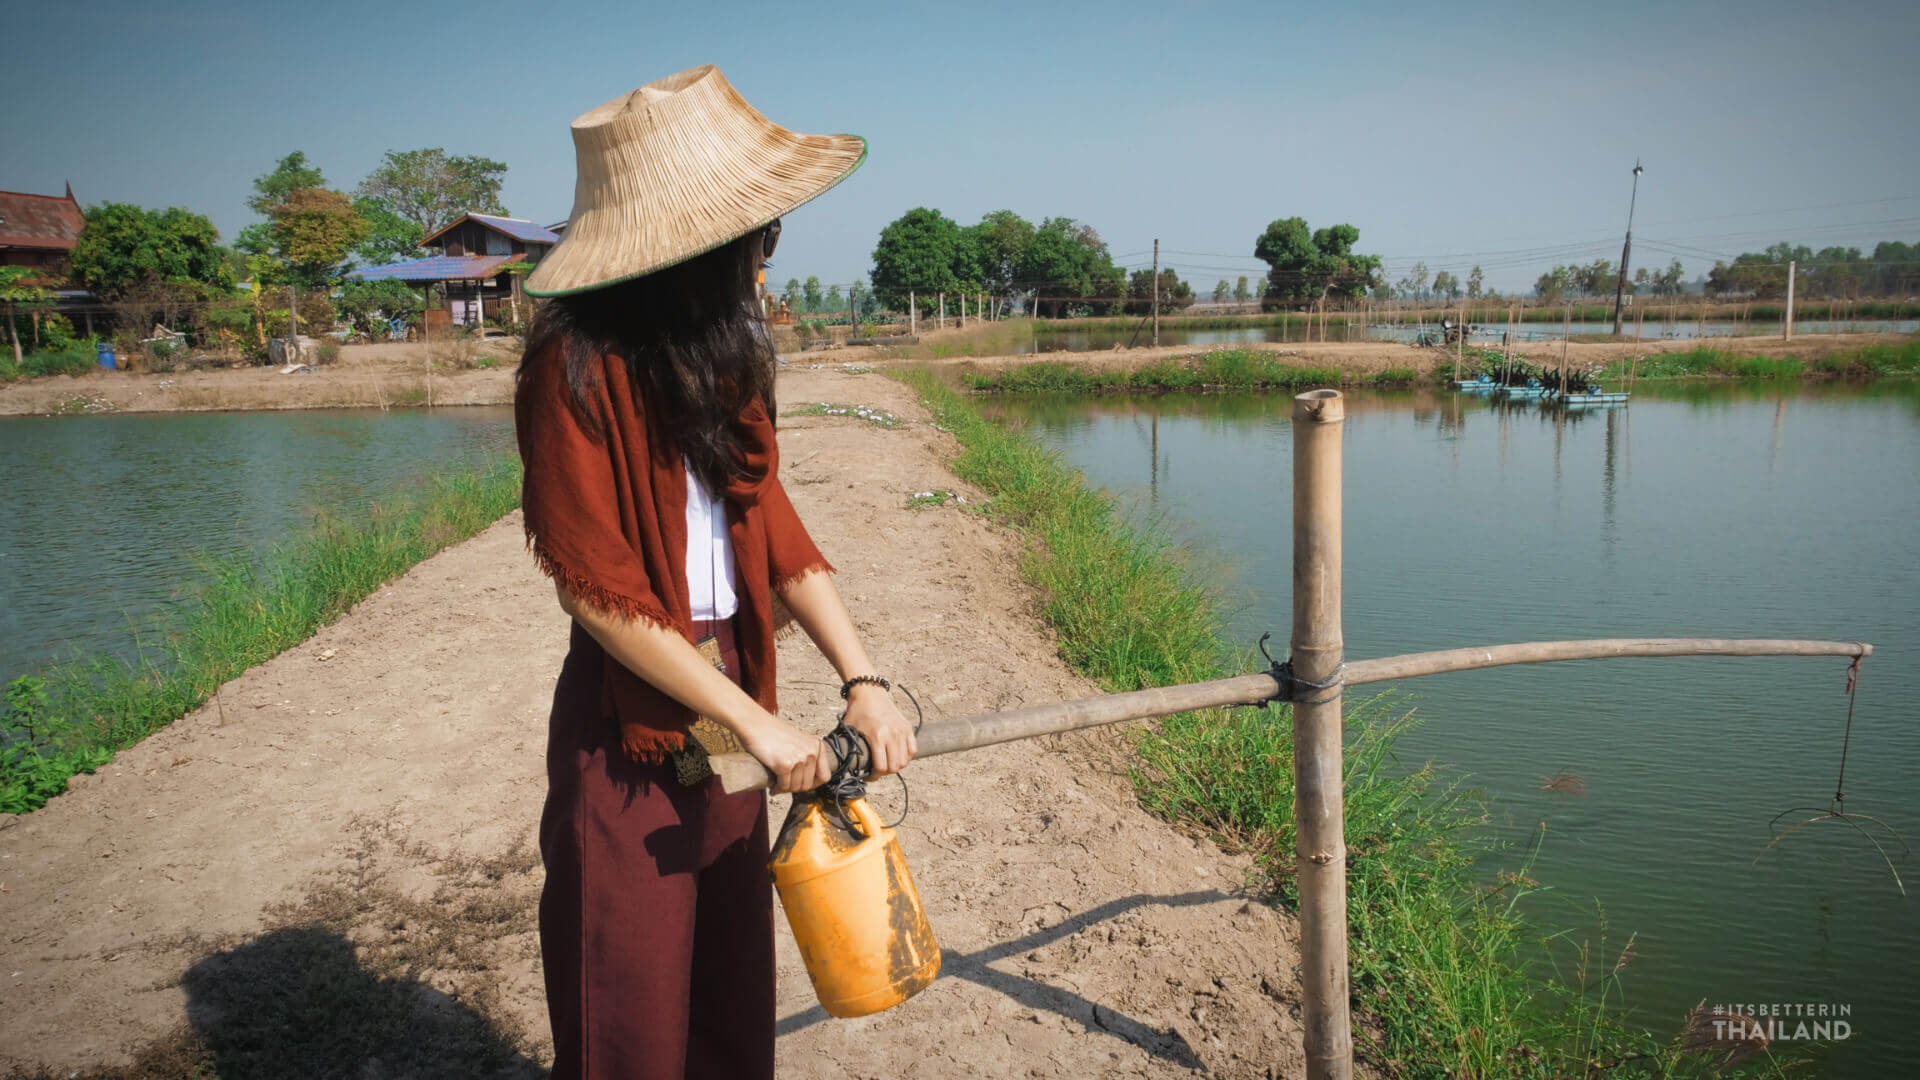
top-left (0, 185), bottom-right (86, 282)
top-left (350, 213), bottom-right (559, 327)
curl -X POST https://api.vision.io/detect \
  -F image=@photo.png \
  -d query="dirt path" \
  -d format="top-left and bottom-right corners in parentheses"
top-left (1, 370), bottom-right (1313, 1078)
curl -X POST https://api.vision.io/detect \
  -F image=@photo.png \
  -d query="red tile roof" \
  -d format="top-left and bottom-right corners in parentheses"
top-left (0, 187), bottom-right (86, 251)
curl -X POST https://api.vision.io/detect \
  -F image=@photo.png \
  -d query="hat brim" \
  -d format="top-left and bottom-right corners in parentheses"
top-left (525, 135), bottom-right (867, 298)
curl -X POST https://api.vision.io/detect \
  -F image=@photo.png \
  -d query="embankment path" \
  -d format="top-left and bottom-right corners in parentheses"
top-left (2, 370), bottom-right (1316, 1079)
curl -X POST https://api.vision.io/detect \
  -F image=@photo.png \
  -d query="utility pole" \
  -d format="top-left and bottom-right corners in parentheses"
top-left (1152, 238), bottom-right (1160, 347)
top-left (1611, 159), bottom-right (1644, 336)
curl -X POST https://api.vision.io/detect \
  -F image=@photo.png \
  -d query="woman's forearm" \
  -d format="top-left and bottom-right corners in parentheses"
top-left (557, 583), bottom-right (778, 740)
top-left (777, 569), bottom-right (877, 683)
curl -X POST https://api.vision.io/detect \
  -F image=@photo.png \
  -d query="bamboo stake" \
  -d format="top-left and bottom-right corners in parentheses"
top-left (1291, 389), bottom-right (1350, 1080)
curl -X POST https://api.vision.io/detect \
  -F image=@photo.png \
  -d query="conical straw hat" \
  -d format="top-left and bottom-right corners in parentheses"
top-left (526, 65), bottom-right (866, 297)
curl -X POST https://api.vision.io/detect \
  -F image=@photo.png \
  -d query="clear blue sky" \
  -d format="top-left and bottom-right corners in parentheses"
top-left (5, 0), bottom-right (1915, 293)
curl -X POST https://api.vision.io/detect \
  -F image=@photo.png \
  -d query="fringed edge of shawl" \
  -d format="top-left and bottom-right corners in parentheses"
top-left (772, 556), bottom-right (836, 594)
top-left (524, 533), bottom-right (676, 631)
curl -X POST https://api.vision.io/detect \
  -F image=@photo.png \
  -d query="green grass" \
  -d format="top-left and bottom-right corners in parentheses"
top-left (0, 342), bottom-right (101, 381)
top-left (1603, 340), bottom-right (1920, 382)
top-left (895, 369), bottom-right (1802, 1078)
top-left (962, 350), bottom-right (1422, 395)
top-left (1, 456), bottom-right (523, 813)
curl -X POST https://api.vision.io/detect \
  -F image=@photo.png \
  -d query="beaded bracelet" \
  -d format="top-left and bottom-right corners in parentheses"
top-left (839, 674), bottom-right (891, 699)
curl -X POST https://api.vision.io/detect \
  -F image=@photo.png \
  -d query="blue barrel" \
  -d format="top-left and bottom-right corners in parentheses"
top-left (96, 342), bottom-right (116, 370)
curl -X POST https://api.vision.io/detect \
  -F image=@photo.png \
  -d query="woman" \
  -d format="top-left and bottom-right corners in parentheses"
top-left (513, 66), bottom-right (912, 1079)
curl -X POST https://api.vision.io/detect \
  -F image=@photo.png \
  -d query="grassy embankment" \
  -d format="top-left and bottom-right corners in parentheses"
top-left (962, 350), bottom-right (1423, 393)
top-left (897, 368), bottom-right (1799, 1077)
top-left (0, 458), bottom-right (522, 814)
top-left (0, 342), bottom-right (99, 382)
top-left (1599, 340), bottom-right (1920, 380)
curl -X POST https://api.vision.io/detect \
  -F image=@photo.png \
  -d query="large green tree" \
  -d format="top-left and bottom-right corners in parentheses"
top-left (1255, 217), bottom-right (1380, 304)
top-left (1018, 217), bottom-right (1122, 317)
top-left (802, 276), bottom-right (823, 313)
top-left (1431, 269), bottom-right (1459, 301)
top-left (352, 197), bottom-right (426, 265)
top-left (356, 148), bottom-right (509, 237)
top-left (869, 207), bottom-right (980, 309)
top-left (964, 210), bottom-right (1035, 298)
top-left (69, 203), bottom-right (235, 296)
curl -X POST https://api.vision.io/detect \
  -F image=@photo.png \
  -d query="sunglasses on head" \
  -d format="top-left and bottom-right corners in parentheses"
top-left (762, 218), bottom-right (782, 259)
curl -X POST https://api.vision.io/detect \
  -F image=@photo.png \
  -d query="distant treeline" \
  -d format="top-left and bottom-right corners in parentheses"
top-left (1704, 241), bottom-right (1919, 299)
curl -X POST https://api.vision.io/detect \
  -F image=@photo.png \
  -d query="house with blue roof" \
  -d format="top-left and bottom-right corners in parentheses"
top-left (349, 212), bottom-right (560, 329)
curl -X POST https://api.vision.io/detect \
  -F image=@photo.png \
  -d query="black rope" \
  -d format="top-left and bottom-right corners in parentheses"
top-left (1256, 631), bottom-right (1346, 706)
top-left (1834, 653), bottom-right (1862, 811)
top-left (817, 682), bottom-right (924, 832)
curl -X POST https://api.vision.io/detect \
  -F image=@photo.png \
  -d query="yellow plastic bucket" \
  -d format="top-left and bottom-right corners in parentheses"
top-left (770, 794), bottom-right (940, 1018)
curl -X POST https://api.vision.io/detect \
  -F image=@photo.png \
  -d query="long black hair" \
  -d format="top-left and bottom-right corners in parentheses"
top-left (518, 227), bottom-right (777, 494)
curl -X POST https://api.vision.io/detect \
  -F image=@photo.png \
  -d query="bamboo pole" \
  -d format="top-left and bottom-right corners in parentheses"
top-left (709, 635), bottom-right (1873, 794)
top-left (1291, 388), bottom-right (1350, 1080)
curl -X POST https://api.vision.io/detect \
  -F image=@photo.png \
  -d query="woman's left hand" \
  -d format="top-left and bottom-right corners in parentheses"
top-left (842, 684), bottom-right (917, 777)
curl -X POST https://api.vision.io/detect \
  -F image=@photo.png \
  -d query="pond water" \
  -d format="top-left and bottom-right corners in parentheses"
top-left (0, 406), bottom-right (517, 683)
top-left (984, 380), bottom-right (1920, 1076)
top-left (1007, 319), bottom-right (1919, 352)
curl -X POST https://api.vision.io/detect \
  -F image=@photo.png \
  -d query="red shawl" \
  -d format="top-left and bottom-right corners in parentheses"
top-left (514, 344), bottom-right (832, 761)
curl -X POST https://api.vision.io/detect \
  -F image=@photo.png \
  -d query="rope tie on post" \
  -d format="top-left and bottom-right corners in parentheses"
top-left (1257, 632), bottom-right (1346, 706)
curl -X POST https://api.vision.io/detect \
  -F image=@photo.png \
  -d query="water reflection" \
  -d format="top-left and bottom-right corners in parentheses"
top-left (990, 379), bottom-right (1920, 1076)
top-left (0, 407), bottom-right (517, 680)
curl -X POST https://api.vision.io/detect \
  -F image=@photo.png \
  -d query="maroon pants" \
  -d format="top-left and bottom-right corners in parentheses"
top-left (540, 617), bottom-right (774, 1080)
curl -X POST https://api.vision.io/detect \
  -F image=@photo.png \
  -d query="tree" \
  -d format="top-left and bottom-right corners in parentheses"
top-left (1256, 219), bottom-right (1381, 305)
top-left (270, 188), bottom-right (370, 286)
top-left (869, 207), bottom-right (979, 309)
top-left (802, 276), bottom-right (823, 313)
top-left (1234, 276), bottom-right (1250, 303)
top-left (782, 278), bottom-right (801, 309)
top-left (1125, 267), bottom-right (1194, 315)
top-left (1534, 266), bottom-right (1571, 302)
top-left (355, 148), bottom-right (509, 237)
top-left (1018, 217), bottom-right (1123, 317)
top-left (1467, 266), bottom-right (1484, 299)
top-left (1213, 280), bottom-right (1230, 303)
top-left (69, 203), bottom-right (235, 296)
top-left (825, 284), bottom-right (843, 312)
top-left (964, 210), bottom-right (1035, 299)
top-left (1396, 261), bottom-right (1430, 302)
top-left (334, 279), bottom-right (424, 341)
top-left (1, 267), bottom-right (56, 365)
top-left (352, 197), bottom-right (425, 266)
top-left (248, 151), bottom-right (327, 216)
top-left (1431, 270), bottom-right (1459, 301)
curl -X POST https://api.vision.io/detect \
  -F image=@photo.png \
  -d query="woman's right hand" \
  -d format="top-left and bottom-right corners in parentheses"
top-left (739, 719), bottom-right (833, 794)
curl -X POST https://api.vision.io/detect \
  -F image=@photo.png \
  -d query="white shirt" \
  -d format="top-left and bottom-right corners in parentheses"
top-left (684, 458), bottom-right (739, 620)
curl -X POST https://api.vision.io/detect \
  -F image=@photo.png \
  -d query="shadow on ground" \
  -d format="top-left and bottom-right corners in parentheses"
top-left (8, 927), bottom-right (546, 1080)
top-left (778, 889), bottom-right (1236, 1067)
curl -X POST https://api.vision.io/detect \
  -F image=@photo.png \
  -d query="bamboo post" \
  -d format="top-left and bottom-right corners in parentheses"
top-left (1291, 388), bottom-right (1350, 1080)
top-left (1151, 238), bottom-right (1160, 348)
top-left (938, 292), bottom-right (944, 330)
top-left (1784, 260), bottom-right (1796, 340)
top-left (910, 291), bottom-right (917, 336)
